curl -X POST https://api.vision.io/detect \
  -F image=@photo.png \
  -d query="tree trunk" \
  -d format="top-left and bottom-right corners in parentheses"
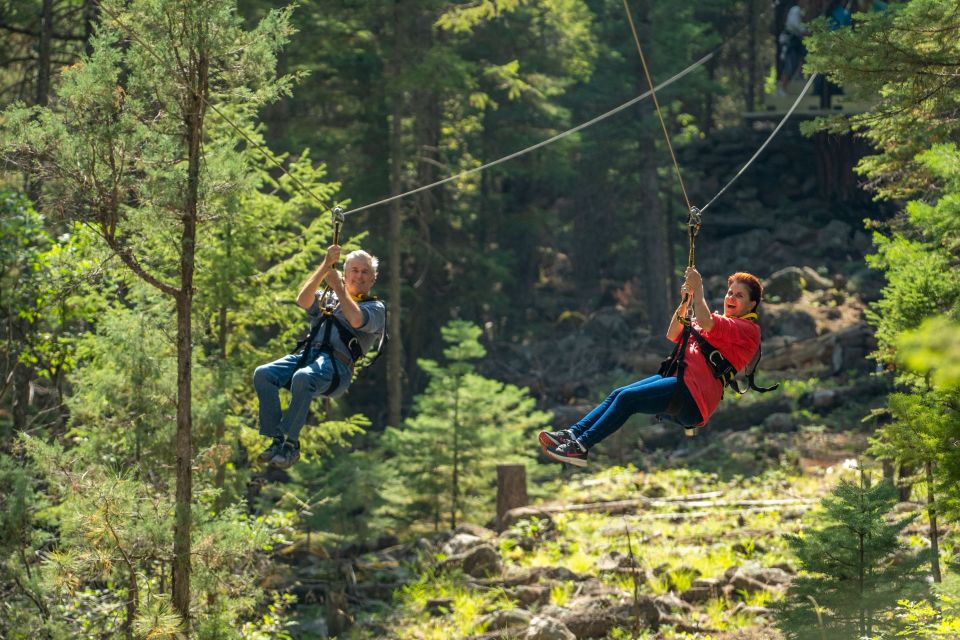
top-left (213, 303), bottom-right (228, 509)
top-left (896, 462), bottom-right (913, 502)
top-left (11, 318), bottom-right (30, 432)
top-left (747, 0), bottom-right (757, 112)
top-left (386, 0), bottom-right (404, 428)
top-left (36, 0), bottom-right (53, 107)
top-left (635, 0), bottom-right (671, 330)
top-left (496, 464), bottom-right (528, 532)
top-left (450, 375), bottom-right (460, 530)
top-left (84, 0), bottom-right (98, 55)
top-left (925, 460), bottom-right (941, 583)
top-left (172, 42), bottom-right (208, 630)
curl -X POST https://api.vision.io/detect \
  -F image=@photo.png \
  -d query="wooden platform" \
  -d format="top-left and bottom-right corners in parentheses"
top-left (744, 78), bottom-right (873, 121)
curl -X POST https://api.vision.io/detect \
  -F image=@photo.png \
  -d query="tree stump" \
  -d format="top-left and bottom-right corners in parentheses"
top-left (496, 464), bottom-right (528, 532)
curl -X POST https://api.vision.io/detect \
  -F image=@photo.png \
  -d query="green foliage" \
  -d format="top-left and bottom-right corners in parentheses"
top-left (894, 572), bottom-right (960, 640)
top-left (808, 2), bottom-right (960, 579)
top-left (0, 0), bottom-right (346, 631)
top-left (775, 472), bottom-right (927, 639)
top-left (381, 320), bottom-right (551, 531)
top-left (0, 191), bottom-right (85, 435)
top-left (898, 318), bottom-right (960, 392)
top-left (4, 435), bottom-right (290, 639)
top-left (804, 0), bottom-right (960, 201)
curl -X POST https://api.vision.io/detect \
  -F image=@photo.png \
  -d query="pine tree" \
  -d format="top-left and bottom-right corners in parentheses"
top-left (2, 0), bottom-right (306, 627)
top-left (775, 471), bottom-right (927, 639)
top-left (805, 0), bottom-right (960, 601)
top-left (380, 320), bottom-right (552, 531)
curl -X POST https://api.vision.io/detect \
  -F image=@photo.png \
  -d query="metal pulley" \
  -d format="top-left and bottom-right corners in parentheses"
top-left (319, 206), bottom-right (346, 315)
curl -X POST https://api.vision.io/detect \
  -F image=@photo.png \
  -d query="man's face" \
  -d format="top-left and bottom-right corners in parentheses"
top-left (343, 257), bottom-right (376, 297)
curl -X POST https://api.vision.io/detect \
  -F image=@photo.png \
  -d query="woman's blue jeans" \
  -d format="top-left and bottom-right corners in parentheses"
top-left (570, 374), bottom-right (700, 448)
top-left (253, 346), bottom-right (350, 442)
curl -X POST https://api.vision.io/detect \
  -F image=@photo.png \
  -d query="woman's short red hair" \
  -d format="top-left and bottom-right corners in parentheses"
top-left (728, 272), bottom-right (763, 306)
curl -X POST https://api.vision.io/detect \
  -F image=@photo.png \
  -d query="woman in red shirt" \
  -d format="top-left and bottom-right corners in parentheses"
top-left (540, 267), bottom-right (763, 467)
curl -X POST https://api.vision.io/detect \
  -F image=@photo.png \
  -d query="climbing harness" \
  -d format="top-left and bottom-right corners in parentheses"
top-left (291, 207), bottom-right (388, 394)
top-left (661, 312), bottom-right (779, 395)
top-left (657, 311), bottom-right (780, 435)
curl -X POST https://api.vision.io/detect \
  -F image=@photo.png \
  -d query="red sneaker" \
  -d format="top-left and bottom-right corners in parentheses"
top-left (543, 439), bottom-right (588, 467)
top-left (538, 429), bottom-right (575, 449)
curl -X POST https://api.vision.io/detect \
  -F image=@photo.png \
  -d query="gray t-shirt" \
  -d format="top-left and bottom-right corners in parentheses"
top-left (306, 292), bottom-right (386, 361)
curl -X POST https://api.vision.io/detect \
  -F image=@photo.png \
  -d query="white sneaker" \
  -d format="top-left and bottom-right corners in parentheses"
top-left (776, 87), bottom-right (788, 97)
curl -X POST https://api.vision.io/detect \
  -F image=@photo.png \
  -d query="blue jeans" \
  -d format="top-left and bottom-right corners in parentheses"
top-left (253, 346), bottom-right (351, 442)
top-left (570, 375), bottom-right (701, 448)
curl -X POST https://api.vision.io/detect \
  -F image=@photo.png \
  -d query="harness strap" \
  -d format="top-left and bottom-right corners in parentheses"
top-left (660, 315), bottom-right (778, 397)
top-left (293, 298), bottom-right (386, 396)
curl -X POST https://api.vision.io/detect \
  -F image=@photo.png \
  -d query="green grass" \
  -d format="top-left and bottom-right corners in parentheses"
top-left (372, 467), bottom-right (843, 639)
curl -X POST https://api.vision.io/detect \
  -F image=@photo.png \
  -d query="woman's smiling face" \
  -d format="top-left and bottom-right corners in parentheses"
top-left (724, 281), bottom-right (756, 317)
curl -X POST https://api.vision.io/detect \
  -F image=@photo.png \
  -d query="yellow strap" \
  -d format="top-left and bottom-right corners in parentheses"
top-left (739, 312), bottom-right (759, 322)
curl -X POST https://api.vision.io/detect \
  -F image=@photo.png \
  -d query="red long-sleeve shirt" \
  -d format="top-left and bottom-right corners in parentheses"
top-left (672, 313), bottom-right (761, 425)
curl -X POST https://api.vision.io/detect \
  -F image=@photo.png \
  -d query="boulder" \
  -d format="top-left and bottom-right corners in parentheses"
top-left (681, 578), bottom-right (723, 603)
top-left (800, 266), bottom-right (833, 291)
top-left (816, 220), bottom-right (854, 257)
top-left (680, 585), bottom-right (717, 604)
top-left (762, 306), bottom-right (818, 340)
top-left (762, 412), bottom-right (798, 433)
top-left (512, 585), bottom-right (551, 608)
top-left (455, 523), bottom-right (496, 539)
top-left (772, 221), bottom-right (811, 244)
top-left (596, 551), bottom-right (638, 571)
top-left (764, 267), bottom-right (807, 303)
top-left (479, 608), bottom-right (532, 630)
top-left (747, 567), bottom-right (794, 586)
top-left (725, 564), bottom-right (794, 593)
top-left (707, 395), bottom-right (792, 431)
top-left (812, 388), bottom-right (837, 410)
top-left (654, 592), bottom-right (693, 615)
top-left (501, 506), bottom-right (555, 531)
top-left (462, 544), bottom-right (502, 578)
top-left (525, 616), bottom-right (576, 640)
top-left (729, 573), bottom-right (772, 595)
top-left (539, 566), bottom-right (586, 582)
top-left (560, 599), bottom-right (660, 638)
top-left (441, 533), bottom-right (484, 557)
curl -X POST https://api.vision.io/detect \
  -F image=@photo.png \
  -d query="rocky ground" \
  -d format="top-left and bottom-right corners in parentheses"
top-left (275, 465), bottom-right (933, 639)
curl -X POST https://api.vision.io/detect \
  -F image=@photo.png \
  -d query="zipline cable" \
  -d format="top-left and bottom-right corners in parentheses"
top-left (698, 72), bottom-right (818, 215)
top-left (621, 0), bottom-right (692, 211)
top-left (97, 0), bottom-right (786, 225)
top-left (350, 5), bottom-right (772, 218)
top-left (346, 51), bottom-right (714, 217)
top-left (96, 0), bottom-right (714, 220)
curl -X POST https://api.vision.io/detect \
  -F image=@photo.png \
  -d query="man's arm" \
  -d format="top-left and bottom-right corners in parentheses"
top-left (324, 269), bottom-right (365, 328)
top-left (297, 245), bottom-right (340, 310)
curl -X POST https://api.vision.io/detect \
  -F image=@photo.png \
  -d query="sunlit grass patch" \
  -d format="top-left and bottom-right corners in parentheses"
top-left (393, 571), bottom-right (513, 639)
top-left (550, 580), bottom-right (576, 606)
top-left (646, 571), bottom-right (671, 595)
top-left (740, 587), bottom-right (776, 608)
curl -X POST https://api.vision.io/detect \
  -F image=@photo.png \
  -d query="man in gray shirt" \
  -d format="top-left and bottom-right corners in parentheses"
top-left (253, 245), bottom-right (386, 468)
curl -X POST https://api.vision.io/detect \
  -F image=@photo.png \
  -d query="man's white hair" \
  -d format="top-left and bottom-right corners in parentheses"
top-left (344, 249), bottom-right (379, 276)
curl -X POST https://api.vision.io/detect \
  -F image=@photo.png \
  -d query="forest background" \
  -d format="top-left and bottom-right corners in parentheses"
top-left (0, 0), bottom-right (959, 638)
